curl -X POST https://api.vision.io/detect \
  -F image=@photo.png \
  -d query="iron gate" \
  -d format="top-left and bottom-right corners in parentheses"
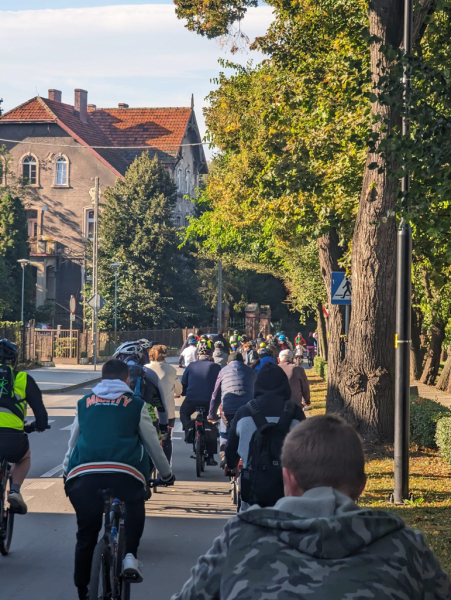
top-left (35, 329), bottom-right (79, 364)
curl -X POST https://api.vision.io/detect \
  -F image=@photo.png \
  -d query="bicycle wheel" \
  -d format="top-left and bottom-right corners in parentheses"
top-left (196, 436), bottom-right (203, 477)
top-left (0, 508), bottom-right (14, 556)
top-left (117, 523), bottom-right (131, 600)
top-left (89, 539), bottom-right (111, 600)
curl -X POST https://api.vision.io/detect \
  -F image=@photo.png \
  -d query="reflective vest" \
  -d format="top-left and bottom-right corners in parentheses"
top-left (0, 365), bottom-right (28, 431)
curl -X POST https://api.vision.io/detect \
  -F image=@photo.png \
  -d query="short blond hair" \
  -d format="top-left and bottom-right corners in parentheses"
top-left (149, 345), bottom-right (167, 362)
top-left (282, 415), bottom-right (365, 497)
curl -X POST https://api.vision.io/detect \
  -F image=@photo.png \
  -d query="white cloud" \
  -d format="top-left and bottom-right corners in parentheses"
top-left (1, 4), bottom-right (274, 154)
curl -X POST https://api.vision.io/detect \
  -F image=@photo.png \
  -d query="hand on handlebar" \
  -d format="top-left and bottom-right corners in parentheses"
top-left (24, 421), bottom-right (51, 434)
top-left (224, 464), bottom-right (240, 477)
top-left (152, 473), bottom-right (176, 487)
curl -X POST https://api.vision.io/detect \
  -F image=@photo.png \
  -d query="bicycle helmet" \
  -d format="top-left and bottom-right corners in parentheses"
top-left (258, 347), bottom-right (271, 357)
top-left (188, 337), bottom-right (197, 345)
top-left (259, 342), bottom-right (267, 348)
top-left (200, 335), bottom-right (209, 342)
top-left (233, 330), bottom-right (238, 335)
top-left (197, 342), bottom-right (212, 357)
top-left (214, 341), bottom-right (224, 349)
top-left (187, 333), bottom-right (195, 338)
top-left (0, 339), bottom-right (19, 366)
top-left (279, 334), bottom-right (287, 342)
top-left (113, 342), bottom-right (143, 359)
top-left (138, 338), bottom-right (153, 349)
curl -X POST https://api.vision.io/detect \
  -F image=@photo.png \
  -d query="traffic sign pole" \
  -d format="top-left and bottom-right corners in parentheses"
top-left (69, 295), bottom-right (76, 360)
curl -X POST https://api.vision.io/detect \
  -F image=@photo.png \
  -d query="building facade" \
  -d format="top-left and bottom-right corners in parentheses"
top-left (0, 88), bottom-right (207, 320)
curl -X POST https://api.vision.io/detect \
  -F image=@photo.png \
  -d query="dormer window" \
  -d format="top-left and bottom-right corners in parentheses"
top-left (22, 155), bottom-right (37, 185)
top-left (55, 157), bottom-right (68, 185)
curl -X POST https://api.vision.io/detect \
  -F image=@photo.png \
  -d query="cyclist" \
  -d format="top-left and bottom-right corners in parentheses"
top-left (180, 332), bottom-right (196, 352)
top-left (179, 337), bottom-right (198, 368)
top-left (0, 339), bottom-right (48, 514)
top-left (180, 344), bottom-right (220, 465)
top-left (213, 340), bottom-right (228, 368)
top-left (252, 347), bottom-right (278, 372)
top-left (63, 359), bottom-right (174, 600)
top-left (278, 334), bottom-right (290, 351)
top-left (242, 342), bottom-right (258, 366)
top-left (137, 338), bottom-right (153, 365)
top-left (199, 334), bottom-right (212, 349)
top-left (278, 349), bottom-right (311, 408)
top-left (294, 332), bottom-right (306, 347)
top-left (208, 352), bottom-right (255, 467)
top-left (229, 330), bottom-right (241, 346)
top-left (214, 331), bottom-right (230, 353)
top-left (306, 332), bottom-right (316, 364)
top-left (113, 341), bottom-right (144, 394)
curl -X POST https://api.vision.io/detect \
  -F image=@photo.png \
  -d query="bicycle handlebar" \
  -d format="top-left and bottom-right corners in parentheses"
top-left (24, 421), bottom-right (51, 434)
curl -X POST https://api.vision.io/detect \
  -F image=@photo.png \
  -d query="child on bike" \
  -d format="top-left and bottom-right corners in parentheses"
top-left (63, 359), bottom-right (174, 600)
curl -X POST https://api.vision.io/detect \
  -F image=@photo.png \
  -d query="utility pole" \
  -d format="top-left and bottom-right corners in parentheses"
top-left (394, 0), bottom-right (413, 504)
top-left (90, 177), bottom-right (100, 371)
top-left (111, 262), bottom-right (122, 347)
top-left (217, 260), bottom-right (222, 332)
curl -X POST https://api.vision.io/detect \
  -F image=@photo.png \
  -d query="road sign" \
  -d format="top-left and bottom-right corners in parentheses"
top-left (331, 272), bottom-right (352, 305)
top-left (87, 293), bottom-right (106, 311)
top-left (70, 313), bottom-right (76, 322)
top-left (69, 295), bottom-right (77, 314)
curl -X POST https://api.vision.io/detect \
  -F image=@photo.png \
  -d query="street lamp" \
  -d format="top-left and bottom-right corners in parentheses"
top-left (17, 259), bottom-right (30, 323)
top-left (111, 262), bottom-right (122, 343)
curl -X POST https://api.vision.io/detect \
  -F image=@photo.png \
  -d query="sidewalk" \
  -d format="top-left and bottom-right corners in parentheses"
top-left (413, 380), bottom-right (451, 410)
top-left (26, 364), bottom-right (102, 394)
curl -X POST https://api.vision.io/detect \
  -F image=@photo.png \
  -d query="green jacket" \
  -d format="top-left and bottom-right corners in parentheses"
top-left (64, 379), bottom-right (170, 486)
top-left (172, 487), bottom-right (450, 600)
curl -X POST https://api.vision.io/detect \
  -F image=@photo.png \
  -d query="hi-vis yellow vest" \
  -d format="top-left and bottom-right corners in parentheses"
top-left (0, 366), bottom-right (28, 431)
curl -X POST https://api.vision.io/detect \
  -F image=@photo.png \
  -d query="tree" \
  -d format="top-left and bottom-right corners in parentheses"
top-left (96, 153), bottom-right (204, 329)
top-left (0, 191), bottom-right (31, 321)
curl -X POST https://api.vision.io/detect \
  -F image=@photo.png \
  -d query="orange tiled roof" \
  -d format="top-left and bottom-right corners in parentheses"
top-left (1, 97), bottom-right (55, 121)
top-left (88, 107), bottom-right (192, 162)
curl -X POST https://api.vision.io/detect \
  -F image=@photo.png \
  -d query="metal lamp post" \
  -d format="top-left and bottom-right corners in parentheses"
top-left (17, 259), bottom-right (30, 323)
top-left (111, 262), bottom-right (122, 344)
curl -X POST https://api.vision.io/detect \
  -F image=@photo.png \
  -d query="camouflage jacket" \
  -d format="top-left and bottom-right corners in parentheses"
top-left (171, 487), bottom-right (450, 600)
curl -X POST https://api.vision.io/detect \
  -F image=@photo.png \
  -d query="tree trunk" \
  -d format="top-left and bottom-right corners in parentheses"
top-left (441, 348), bottom-right (448, 363)
top-left (316, 302), bottom-right (328, 361)
top-left (410, 304), bottom-right (424, 381)
top-left (420, 321), bottom-right (446, 386)
top-left (317, 230), bottom-right (345, 410)
top-left (437, 352), bottom-right (451, 392)
top-left (324, 0), bottom-right (405, 441)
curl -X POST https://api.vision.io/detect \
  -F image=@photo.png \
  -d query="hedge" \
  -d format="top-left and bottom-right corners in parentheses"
top-left (313, 356), bottom-right (327, 380)
top-left (410, 396), bottom-right (451, 449)
top-left (436, 417), bottom-right (451, 465)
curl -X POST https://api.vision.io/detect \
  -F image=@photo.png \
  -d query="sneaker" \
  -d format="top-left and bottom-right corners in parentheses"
top-left (77, 586), bottom-right (89, 600)
top-left (207, 458), bottom-right (218, 467)
top-left (122, 553), bottom-right (144, 583)
top-left (8, 490), bottom-right (28, 514)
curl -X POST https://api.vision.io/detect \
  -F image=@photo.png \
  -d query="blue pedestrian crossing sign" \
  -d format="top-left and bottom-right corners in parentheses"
top-left (331, 272), bottom-right (352, 305)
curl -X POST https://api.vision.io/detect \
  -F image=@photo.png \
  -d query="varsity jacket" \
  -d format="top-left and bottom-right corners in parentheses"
top-left (63, 379), bottom-right (170, 486)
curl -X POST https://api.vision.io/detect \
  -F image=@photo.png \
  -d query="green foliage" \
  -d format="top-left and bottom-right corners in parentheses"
top-left (96, 153), bottom-right (206, 329)
top-left (313, 356), bottom-right (327, 379)
top-left (35, 300), bottom-right (55, 324)
top-left (435, 417), bottom-right (451, 465)
top-left (410, 397), bottom-right (451, 449)
top-left (0, 191), bottom-right (31, 321)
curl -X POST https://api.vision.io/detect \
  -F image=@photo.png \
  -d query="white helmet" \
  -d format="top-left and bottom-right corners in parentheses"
top-left (188, 333), bottom-right (195, 338)
top-left (113, 342), bottom-right (143, 359)
top-left (138, 338), bottom-right (153, 349)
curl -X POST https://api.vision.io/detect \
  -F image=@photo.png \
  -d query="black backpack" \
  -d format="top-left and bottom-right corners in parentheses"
top-left (141, 373), bottom-right (165, 413)
top-left (241, 399), bottom-right (297, 507)
top-left (0, 362), bottom-right (22, 420)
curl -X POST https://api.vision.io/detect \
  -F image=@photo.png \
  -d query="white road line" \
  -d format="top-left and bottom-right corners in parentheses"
top-left (173, 436), bottom-right (183, 440)
top-left (60, 424), bottom-right (73, 431)
top-left (40, 464), bottom-right (63, 478)
top-left (48, 420), bottom-right (56, 424)
top-left (25, 481), bottom-right (56, 490)
top-left (174, 421), bottom-right (183, 433)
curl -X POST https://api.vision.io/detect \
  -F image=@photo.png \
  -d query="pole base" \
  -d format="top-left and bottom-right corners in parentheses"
top-left (389, 492), bottom-right (414, 505)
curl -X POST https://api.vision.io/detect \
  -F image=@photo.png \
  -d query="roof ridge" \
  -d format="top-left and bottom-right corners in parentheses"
top-left (0, 96), bottom-right (56, 121)
top-left (88, 107), bottom-right (192, 111)
top-left (37, 96), bottom-right (58, 120)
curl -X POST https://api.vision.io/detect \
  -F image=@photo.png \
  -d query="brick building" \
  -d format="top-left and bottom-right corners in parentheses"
top-left (0, 88), bottom-right (207, 319)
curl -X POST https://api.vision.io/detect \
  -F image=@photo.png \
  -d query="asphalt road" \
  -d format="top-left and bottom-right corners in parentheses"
top-left (2, 375), bottom-right (235, 599)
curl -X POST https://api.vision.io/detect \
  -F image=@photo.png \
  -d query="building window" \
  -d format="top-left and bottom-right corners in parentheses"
top-left (86, 209), bottom-right (94, 240)
top-left (55, 157), bottom-right (68, 185)
top-left (22, 156), bottom-right (37, 185)
top-left (27, 209), bottom-right (38, 237)
top-left (177, 169), bottom-right (182, 192)
top-left (185, 170), bottom-right (190, 195)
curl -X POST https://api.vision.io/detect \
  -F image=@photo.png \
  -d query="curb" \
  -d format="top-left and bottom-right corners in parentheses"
top-left (40, 377), bottom-right (102, 395)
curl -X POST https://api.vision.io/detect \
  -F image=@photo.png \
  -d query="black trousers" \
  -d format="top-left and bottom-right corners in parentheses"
top-left (66, 473), bottom-right (146, 590)
top-left (180, 399), bottom-right (217, 456)
top-left (161, 417), bottom-right (175, 466)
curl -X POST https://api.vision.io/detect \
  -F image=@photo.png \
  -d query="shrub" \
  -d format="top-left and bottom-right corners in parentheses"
top-left (410, 397), bottom-right (451, 449)
top-left (323, 363), bottom-right (328, 381)
top-left (313, 356), bottom-right (327, 379)
top-left (436, 417), bottom-right (451, 465)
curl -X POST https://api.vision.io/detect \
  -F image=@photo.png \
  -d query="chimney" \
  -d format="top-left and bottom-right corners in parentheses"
top-left (118, 103), bottom-right (129, 109)
top-left (74, 89), bottom-right (88, 123)
top-left (48, 89), bottom-right (62, 102)
top-left (88, 104), bottom-right (97, 110)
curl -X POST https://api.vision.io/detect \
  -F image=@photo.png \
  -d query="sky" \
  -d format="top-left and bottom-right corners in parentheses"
top-left (0, 2), bottom-right (273, 156)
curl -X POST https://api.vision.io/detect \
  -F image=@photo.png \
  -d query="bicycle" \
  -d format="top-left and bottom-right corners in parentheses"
top-left (307, 347), bottom-right (315, 367)
top-left (193, 407), bottom-right (209, 478)
top-left (89, 480), bottom-right (163, 600)
top-left (229, 460), bottom-right (242, 512)
top-left (0, 421), bottom-right (50, 556)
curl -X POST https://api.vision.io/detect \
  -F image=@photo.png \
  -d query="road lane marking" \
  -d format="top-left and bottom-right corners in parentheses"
top-left (174, 421), bottom-right (183, 433)
top-left (60, 424), bottom-right (73, 430)
top-left (25, 481), bottom-right (56, 490)
top-left (40, 464), bottom-right (63, 478)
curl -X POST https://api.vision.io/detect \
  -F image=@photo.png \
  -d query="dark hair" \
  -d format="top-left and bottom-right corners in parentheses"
top-left (282, 415), bottom-right (366, 498)
top-left (102, 359), bottom-right (129, 382)
top-left (228, 352), bottom-right (243, 362)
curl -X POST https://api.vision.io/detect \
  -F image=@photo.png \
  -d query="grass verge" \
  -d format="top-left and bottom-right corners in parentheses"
top-left (305, 368), bottom-right (451, 574)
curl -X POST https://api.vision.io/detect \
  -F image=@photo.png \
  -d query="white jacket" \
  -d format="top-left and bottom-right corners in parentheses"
top-left (145, 361), bottom-right (182, 421)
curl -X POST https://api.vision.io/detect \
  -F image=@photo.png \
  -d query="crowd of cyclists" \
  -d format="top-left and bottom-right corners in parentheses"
top-left (2, 326), bottom-right (448, 600)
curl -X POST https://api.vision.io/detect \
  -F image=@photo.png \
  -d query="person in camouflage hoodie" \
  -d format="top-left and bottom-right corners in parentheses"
top-left (172, 414), bottom-right (450, 600)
